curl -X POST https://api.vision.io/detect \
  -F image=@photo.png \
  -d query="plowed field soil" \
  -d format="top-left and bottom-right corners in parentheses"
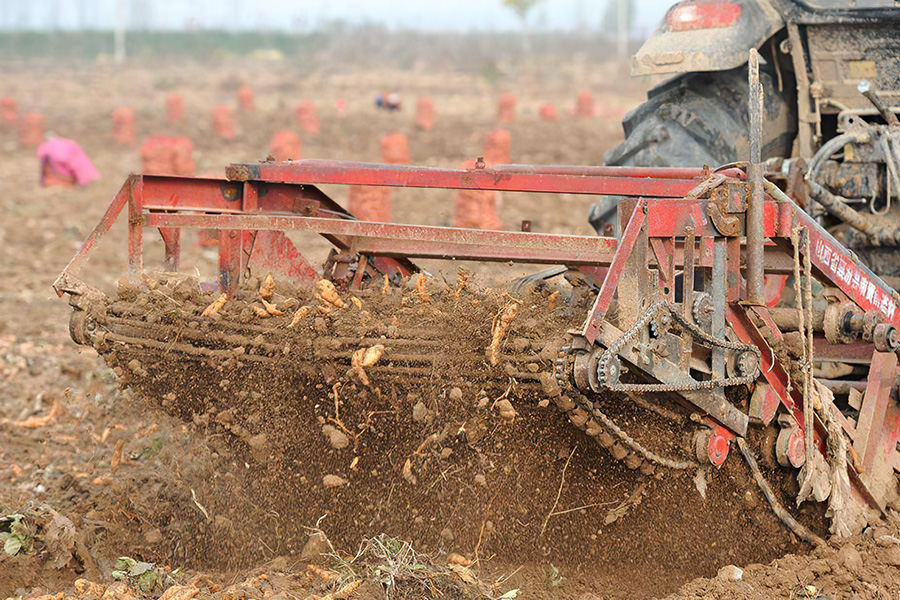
top-left (2, 59), bottom-right (898, 600)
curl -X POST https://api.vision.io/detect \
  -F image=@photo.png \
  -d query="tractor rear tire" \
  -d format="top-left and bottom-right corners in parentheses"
top-left (589, 64), bottom-right (796, 233)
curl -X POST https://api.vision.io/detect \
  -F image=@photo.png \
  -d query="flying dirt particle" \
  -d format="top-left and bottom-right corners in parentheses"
top-left (474, 473), bottom-right (487, 487)
top-left (143, 528), bottom-right (163, 544)
top-left (495, 399), bottom-right (517, 422)
top-left (412, 402), bottom-right (428, 423)
top-left (322, 424), bottom-right (350, 450)
top-left (440, 448), bottom-right (453, 459)
top-left (449, 387), bottom-right (463, 401)
top-left (243, 433), bottom-right (270, 462)
top-left (440, 527), bottom-right (454, 544)
top-left (538, 399), bottom-right (550, 408)
top-left (323, 474), bottom-right (348, 489)
top-left (401, 458), bottom-right (417, 485)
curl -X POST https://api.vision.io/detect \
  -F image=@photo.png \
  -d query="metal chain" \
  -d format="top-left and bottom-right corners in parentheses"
top-left (553, 336), bottom-right (697, 470)
top-left (570, 389), bottom-right (698, 470)
top-left (598, 300), bottom-right (761, 392)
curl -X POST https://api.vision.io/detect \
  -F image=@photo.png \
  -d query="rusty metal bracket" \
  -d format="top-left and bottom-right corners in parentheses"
top-left (707, 185), bottom-right (742, 236)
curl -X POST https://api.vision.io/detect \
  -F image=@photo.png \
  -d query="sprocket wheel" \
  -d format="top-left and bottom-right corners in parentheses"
top-left (597, 355), bottom-right (622, 388)
top-left (692, 293), bottom-right (713, 333)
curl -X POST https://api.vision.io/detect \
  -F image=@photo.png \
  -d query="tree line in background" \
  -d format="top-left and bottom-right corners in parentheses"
top-left (0, 25), bottom-right (641, 73)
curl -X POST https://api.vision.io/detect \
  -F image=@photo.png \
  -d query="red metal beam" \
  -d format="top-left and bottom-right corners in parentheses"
top-left (53, 177), bottom-right (134, 295)
top-left (146, 213), bottom-right (619, 266)
top-left (582, 200), bottom-right (646, 344)
top-left (226, 160), bottom-right (705, 198)
top-left (854, 351), bottom-right (899, 475)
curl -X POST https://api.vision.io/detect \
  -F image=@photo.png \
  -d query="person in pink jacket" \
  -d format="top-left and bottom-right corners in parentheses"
top-left (36, 134), bottom-right (100, 187)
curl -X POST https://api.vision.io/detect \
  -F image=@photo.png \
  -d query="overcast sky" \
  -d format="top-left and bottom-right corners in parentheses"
top-left (0, 0), bottom-right (672, 34)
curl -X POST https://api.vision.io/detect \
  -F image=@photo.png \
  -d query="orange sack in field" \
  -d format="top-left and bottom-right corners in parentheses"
top-left (454, 160), bottom-right (502, 230)
top-left (415, 97), bottom-right (435, 130)
top-left (296, 101), bottom-right (320, 136)
top-left (140, 136), bottom-right (196, 177)
top-left (575, 90), bottom-right (595, 118)
top-left (347, 186), bottom-right (392, 223)
top-left (539, 103), bottom-right (557, 121)
top-left (497, 93), bottom-right (516, 123)
top-left (212, 105), bottom-right (236, 139)
top-left (269, 130), bottom-right (302, 161)
top-left (237, 86), bottom-right (254, 112)
top-left (1, 97), bottom-right (17, 123)
top-left (381, 132), bottom-right (410, 165)
top-left (484, 128), bottom-right (511, 166)
top-left (346, 132), bottom-right (409, 222)
top-left (166, 93), bottom-right (184, 123)
top-left (19, 112), bottom-right (45, 148)
top-left (112, 107), bottom-right (136, 145)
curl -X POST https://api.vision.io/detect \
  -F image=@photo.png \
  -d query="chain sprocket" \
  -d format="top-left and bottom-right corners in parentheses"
top-left (552, 336), bottom-right (697, 472)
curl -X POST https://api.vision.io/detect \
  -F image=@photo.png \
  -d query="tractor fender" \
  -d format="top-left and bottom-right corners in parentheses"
top-left (632, 0), bottom-right (784, 76)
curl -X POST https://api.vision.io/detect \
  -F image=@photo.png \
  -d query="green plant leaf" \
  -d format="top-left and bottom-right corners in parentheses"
top-left (137, 570), bottom-right (158, 593)
top-left (129, 561), bottom-right (154, 576)
top-left (115, 557), bottom-right (138, 570)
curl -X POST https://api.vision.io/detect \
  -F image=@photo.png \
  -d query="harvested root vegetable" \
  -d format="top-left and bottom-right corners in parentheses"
top-left (548, 291), bottom-right (560, 310)
top-left (75, 581), bottom-right (106, 597)
top-left (454, 269), bottom-right (470, 301)
top-left (350, 344), bottom-right (385, 386)
top-left (261, 298), bottom-right (283, 316)
top-left (251, 305), bottom-right (271, 318)
top-left (306, 565), bottom-right (336, 581)
top-left (259, 272), bottom-right (275, 301)
top-left (415, 273), bottom-right (432, 303)
top-left (447, 553), bottom-right (470, 567)
top-left (9, 402), bottom-right (60, 428)
top-left (382, 273), bottom-right (390, 296)
top-left (111, 439), bottom-right (124, 474)
top-left (322, 579), bottom-right (362, 600)
top-left (316, 279), bottom-right (346, 308)
top-left (288, 306), bottom-right (310, 328)
top-left (201, 293), bottom-right (227, 317)
top-left (361, 344), bottom-right (384, 367)
top-left (488, 302), bottom-right (518, 365)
